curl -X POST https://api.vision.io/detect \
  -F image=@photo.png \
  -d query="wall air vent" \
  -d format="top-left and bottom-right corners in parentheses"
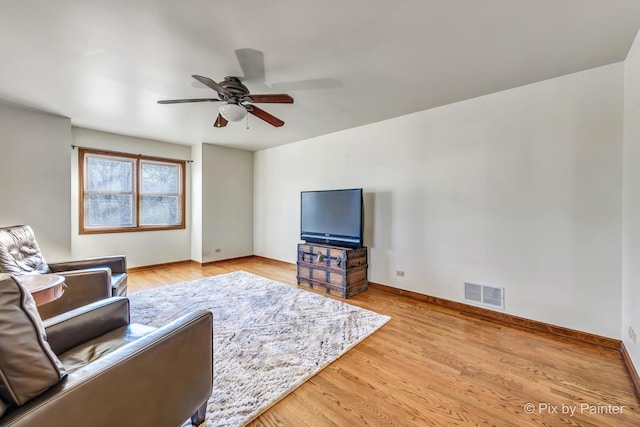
top-left (464, 282), bottom-right (505, 310)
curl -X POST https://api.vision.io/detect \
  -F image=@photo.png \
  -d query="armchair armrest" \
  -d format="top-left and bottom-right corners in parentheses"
top-left (48, 255), bottom-right (127, 275)
top-left (37, 268), bottom-right (112, 320)
top-left (1, 310), bottom-right (213, 427)
top-left (43, 297), bottom-right (130, 355)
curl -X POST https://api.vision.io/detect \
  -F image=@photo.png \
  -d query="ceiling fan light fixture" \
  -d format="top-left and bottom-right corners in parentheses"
top-left (218, 103), bottom-right (246, 122)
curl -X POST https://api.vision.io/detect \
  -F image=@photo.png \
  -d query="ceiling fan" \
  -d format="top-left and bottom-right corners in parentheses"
top-left (157, 75), bottom-right (293, 128)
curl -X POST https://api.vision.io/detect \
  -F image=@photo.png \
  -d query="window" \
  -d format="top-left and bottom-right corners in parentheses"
top-left (79, 148), bottom-right (185, 234)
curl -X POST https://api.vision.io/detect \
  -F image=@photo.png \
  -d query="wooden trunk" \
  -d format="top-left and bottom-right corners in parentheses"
top-left (297, 243), bottom-right (367, 270)
top-left (296, 243), bottom-right (368, 298)
top-left (297, 276), bottom-right (369, 299)
top-left (297, 263), bottom-right (368, 287)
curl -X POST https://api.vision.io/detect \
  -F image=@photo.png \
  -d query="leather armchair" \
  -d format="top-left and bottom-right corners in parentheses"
top-left (0, 296), bottom-right (213, 427)
top-left (0, 225), bottom-right (127, 319)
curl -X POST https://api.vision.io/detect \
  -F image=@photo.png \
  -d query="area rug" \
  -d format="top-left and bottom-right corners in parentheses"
top-left (128, 270), bottom-right (390, 427)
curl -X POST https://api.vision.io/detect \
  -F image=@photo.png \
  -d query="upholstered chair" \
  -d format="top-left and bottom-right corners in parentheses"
top-left (0, 274), bottom-right (213, 426)
top-left (0, 225), bottom-right (127, 319)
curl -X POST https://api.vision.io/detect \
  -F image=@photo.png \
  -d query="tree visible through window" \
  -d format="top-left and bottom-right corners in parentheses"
top-left (79, 148), bottom-right (185, 233)
top-left (140, 161), bottom-right (181, 225)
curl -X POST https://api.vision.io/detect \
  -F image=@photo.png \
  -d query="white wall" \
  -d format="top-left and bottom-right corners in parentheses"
top-left (71, 127), bottom-right (192, 268)
top-left (622, 30), bottom-right (640, 371)
top-left (0, 103), bottom-right (72, 261)
top-left (0, 117), bottom-right (253, 268)
top-left (191, 143), bottom-right (204, 263)
top-left (255, 63), bottom-right (624, 339)
top-left (199, 143), bottom-right (253, 263)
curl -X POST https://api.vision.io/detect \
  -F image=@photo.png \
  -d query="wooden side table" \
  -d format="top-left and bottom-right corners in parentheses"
top-left (15, 274), bottom-right (65, 306)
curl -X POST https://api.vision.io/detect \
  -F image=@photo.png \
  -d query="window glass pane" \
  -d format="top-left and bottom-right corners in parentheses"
top-left (80, 149), bottom-right (184, 233)
top-left (85, 194), bottom-right (134, 227)
top-left (141, 161), bottom-right (179, 194)
top-left (86, 156), bottom-right (133, 192)
top-left (140, 195), bottom-right (180, 225)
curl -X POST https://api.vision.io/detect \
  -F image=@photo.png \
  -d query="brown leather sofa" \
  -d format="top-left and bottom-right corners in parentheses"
top-left (0, 274), bottom-right (213, 427)
top-left (0, 225), bottom-right (127, 319)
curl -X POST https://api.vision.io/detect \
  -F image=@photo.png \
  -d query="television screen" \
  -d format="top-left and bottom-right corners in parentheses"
top-left (300, 188), bottom-right (363, 248)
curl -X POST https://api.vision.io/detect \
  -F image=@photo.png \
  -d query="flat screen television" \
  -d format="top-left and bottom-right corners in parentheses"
top-left (300, 188), bottom-right (364, 248)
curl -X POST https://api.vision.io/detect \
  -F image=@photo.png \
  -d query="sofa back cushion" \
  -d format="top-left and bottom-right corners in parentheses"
top-left (0, 225), bottom-right (50, 274)
top-left (0, 274), bottom-right (66, 407)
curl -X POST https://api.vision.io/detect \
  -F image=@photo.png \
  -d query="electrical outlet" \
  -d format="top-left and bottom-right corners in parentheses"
top-left (396, 270), bottom-right (405, 277)
top-left (629, 326), bottom-right (637, 345)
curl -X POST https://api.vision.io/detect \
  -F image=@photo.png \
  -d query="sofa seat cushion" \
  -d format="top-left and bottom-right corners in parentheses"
top-left (111, 273), bottom-right (127, 296)
top-left (0, 398), bottom-right (8, 418)
top-left (0, 274), bottom-right (66, 408)
top-left (58, 323), bottom-right (156, 374)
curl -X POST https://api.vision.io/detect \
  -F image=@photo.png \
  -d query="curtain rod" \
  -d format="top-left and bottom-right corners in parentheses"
top-left (70, 145), bottom-right (193, 163)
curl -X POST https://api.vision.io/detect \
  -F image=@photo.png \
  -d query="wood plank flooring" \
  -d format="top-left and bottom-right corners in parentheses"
top-left (128, 257), bottom-right (640, 426)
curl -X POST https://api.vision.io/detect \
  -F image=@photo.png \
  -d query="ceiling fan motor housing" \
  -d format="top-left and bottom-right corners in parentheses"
top-left (219, 76), bottom-right (250, 102)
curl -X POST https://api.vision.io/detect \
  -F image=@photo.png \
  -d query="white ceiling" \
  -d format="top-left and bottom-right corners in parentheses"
top-left (1, 1), bottom-right (639, 151)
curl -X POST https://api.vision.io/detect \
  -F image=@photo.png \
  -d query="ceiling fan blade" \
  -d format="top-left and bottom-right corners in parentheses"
top-left (245, 94), bottom-right (294, 104)
top-left (235, 48), bottom-right (265, 81)
top-left (248, 105), bottom-right (285, 127)
top-left (214, 113), bottom-right (228, 128)
top-left (192, 75), bottom-right (231, 97)
top-left (157, 98), bottom-right (221, 104)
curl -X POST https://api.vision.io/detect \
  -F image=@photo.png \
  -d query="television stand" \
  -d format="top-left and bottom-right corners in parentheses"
top-left (296, 243), bottom-right (368, 298)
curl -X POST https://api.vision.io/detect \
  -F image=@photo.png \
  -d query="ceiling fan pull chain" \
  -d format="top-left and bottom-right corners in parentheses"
top-left (246, 112), bottom-right (250, 130)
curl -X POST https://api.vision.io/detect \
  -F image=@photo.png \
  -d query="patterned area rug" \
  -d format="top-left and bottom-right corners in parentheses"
top-left (128, 270), bottom-right (390, 427)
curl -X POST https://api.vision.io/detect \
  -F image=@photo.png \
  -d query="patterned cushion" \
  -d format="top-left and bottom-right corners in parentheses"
top-left (0, 274), bottom-right (66, 407)
top-left (0, 225), bottom-right (50, 274)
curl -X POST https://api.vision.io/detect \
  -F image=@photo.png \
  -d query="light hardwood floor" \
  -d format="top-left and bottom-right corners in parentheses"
top-left (128, 257), bottom-right (640, 426)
